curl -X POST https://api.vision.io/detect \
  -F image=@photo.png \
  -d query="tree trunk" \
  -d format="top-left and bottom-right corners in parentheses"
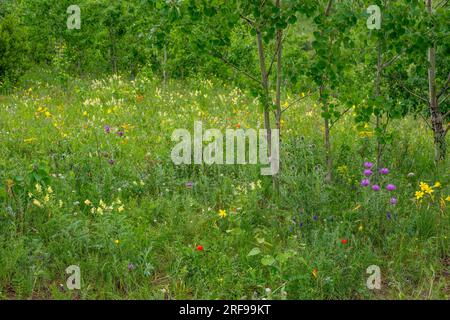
top-left (323, 0), bottom-right (333, 183)
top-left (375, 43), bottom-right (383, 170)
top-left (320, 86), bottom-right (332, 183)
top-left (274, 0), bottom-right (283, 191)
top-left (256, 31), bottom-right (272, 154)
top-left (426, 0), bottom-right (446, 162)
top-left (163, 45), bottom-right (168, 87)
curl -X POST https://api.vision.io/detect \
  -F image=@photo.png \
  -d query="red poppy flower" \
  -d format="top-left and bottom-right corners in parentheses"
top-left (196, 245), bottom-right (204, 251)
top-left (341, 239), bottom-right (348, 245)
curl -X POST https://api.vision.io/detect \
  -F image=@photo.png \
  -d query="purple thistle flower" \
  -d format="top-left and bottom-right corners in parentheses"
top-left (390, 197), bottom-right (398, 205)
top-left (386, 212), bottom-right (392, 220)
top-left (313, 214), bottom-right (318, 221)
top-left (361, 179), bottom-right (370, 187)
top-left (364, 169), bottom-right (373, 177)
top-left (379, 168), bottom-right (389, 175)
top-left (364, 162), bottom-right (373, 169)
top-left (386, 184), bottom-right (396, 191)
top-left (372, 184), bottom-right (380, 191)
top-left (108, 159), bottom-right (115, 165)
top-left (117, 130), bottom-right (124, 137)
top-left (104, 125), bottom-right (111, 134)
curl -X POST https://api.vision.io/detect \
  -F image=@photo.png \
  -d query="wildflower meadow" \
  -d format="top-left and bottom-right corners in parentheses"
top-left (0, 0), bottom-right (449, 301)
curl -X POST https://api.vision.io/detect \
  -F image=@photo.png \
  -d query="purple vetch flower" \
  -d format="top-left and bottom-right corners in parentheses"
top-left (386, 212), bottom-right (392, 220)
top-left (390, 197), bottom-right (398, 205)
top-left (361, 179), bottom-right (370, 187)
top-left (379, 168), bottom-right (389, 175)
top-left (128, 263), bottom-right (135, 271)
top-left (108, 159), bottom-right (115, 165)
top-left (364, 162), bottom-right (373, 169)
top-left (185, 181), bottom-right (194, 188)
top-left (313, 214), bottom-right (318, 221)
top-left (364, 169), bottom-right (373, 177)
top-left (104, 125), bottom-right (111, 134)
top-left (117, 130), bottom-right (124, 137)
top-left (386, 184), bottom-right (396, 191)
top-left (372, 184), bottom-right (380, 191)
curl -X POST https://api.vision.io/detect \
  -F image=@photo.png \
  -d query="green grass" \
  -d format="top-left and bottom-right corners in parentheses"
top-left (0, 72), bottom-right (448, 299)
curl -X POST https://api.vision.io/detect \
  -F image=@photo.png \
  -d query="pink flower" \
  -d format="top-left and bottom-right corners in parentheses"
top-left (364, 169), bottom-right (373, 177)
top-left (364, 162), bottom-right (373, 169)
top-left (372, 185), bottom-right (380, 191)
top-left (386, 184), bottom-right (396, 191)
top-left (361, 179), bottom-right (370, 187)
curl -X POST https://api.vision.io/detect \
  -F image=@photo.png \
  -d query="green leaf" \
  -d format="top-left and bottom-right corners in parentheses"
top-left (247, 247), bottom-right (261, 257)
top-left (261, 255), bottom-right (276, 266)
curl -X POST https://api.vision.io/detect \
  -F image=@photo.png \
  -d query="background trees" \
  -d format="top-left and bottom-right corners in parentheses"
top-left (0, 0), bottom-right (448, 168)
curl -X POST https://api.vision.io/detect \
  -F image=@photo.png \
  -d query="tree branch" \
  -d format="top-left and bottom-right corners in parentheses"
top-left (330, 106), bottom-right (353, 129)
top-left (267, 27), bottom-right (289, 77)
top-left (208, 50), bottom-right (261, 85)
top-left (392, 76), bottom-right (429, 105)
top-left (437, 72), bottom-right (450, 98)
top-left (281, 90), bottom-right (317, 113)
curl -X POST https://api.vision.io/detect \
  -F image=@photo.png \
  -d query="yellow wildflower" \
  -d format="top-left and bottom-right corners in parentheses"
top-left (33, 199), bottom-right (43, 208)
top-left (84, 199), bottom-right (92, 206)
top-left (44, 194), bottom-right (50, 203)
top-left (99, 199), bottom-right (107, 209)
top-left (47, 186), bottom-right (53, 194)
top-left (35, 183), bottom-right (42, 193)
top-left (358, 224), bottom-right (363, 232)
top-left (446, 196), bottom-right (450, 202)
top-left (415, 191), bottom-right (425, 200)
top-left (114, 239), bottom-right (120, 245)
top-left (433, 181), bottom-right (441, 188)
top-left (218, 209), bottom-right (227, 218)
top-left (117, 205), bottom-right (124, 213)
top-left (419, 182), bottom-right (430, 191)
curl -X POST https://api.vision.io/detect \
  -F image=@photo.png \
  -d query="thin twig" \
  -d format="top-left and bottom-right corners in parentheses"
top-left (267, 27), bottom-right (290, 77)
top-left (437, 72), bottom-right (450, 98)
top-left (330, 106), bottom-right (353, 129)
top-left (208, 50), bottom-right (261, 85)
top-left (281, 90), bottom-right (317, 113)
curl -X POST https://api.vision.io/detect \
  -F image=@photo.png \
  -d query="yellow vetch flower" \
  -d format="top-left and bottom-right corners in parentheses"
top-left (47, 186), bottom-right (53, 194)
top-left (33, 199), bottom-right (43, 208)
top-left (35, 183), bottom-right (42, 194)
top-left (43, 194), bottom-right (50, 203)
top-left (433, 181), bottom-right (441, 188)
top-left (358, 224), bottom-right (363, 232)
top-left (84, 199), bottom-right (92, 206)
top-left (99, 199), bottom-right (107, 209)
top-left (218, 209), bottom-right (227, 218)
top-left (117, 205), bottom-right (124, 213)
